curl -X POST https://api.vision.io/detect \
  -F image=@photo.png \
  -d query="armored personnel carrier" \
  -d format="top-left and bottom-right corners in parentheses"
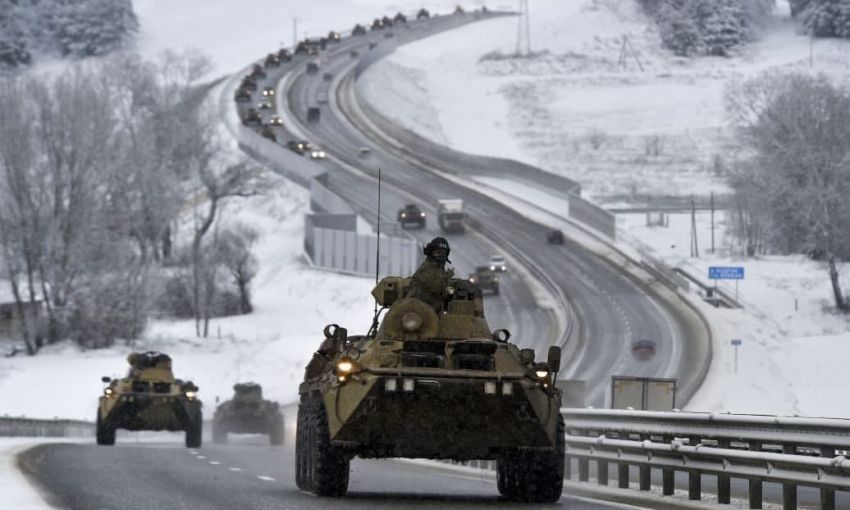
top-left (97, 352), bottom-right (202, 447)
top-left (296, 276), bottom-right (564, 501)
top-left (213, 383), bottom-right (284, 445)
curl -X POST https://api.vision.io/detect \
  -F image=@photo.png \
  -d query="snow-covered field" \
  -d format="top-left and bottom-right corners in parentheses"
top-left (359, 0), bottom-right (850, 203)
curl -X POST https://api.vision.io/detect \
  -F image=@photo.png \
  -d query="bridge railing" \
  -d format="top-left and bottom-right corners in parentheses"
top-left (563, 408), bottom-right (850, 510)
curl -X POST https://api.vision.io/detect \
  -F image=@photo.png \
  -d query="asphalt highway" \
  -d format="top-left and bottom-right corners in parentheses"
top-left (20, 435), bottom-right (631, 510)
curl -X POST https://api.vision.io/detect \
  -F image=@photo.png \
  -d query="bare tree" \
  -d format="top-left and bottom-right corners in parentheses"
top-left (726, 72), bottom-right (850, 311)
top-left (216, 224), bottom-right (258, 314)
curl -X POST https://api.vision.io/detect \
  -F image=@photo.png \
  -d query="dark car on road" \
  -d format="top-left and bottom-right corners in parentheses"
top-left (547, 229), bottom-right (565, 245)
top-left (259, 125), bottom-right (277, 142)
top-left (277, 48), bottom-right (292, 62)
top-left (307, 106), bottom-right (321, 122)
top-left (469, 266), bottom-right (500, 295)
top-left (287, 140), bottom-right (310, 155)
top-left (306, 62), bottom-right (319, 75)
top-left (397, 203), bottom-right (426, 229)
top-left (352, 23), bottom-right (367, 36)
top-left (264, 53), bottom-right (280, 68)
top-left (417, 8), bottom-right (430, 19)
top-left (234, 88), bottom-right (251, 103)
top-left (631, 339), bottom-right (657, 361)
top-left (242, 108), bottom-right (262, 126)
top-left (249, 64), bottom-right (266, 80)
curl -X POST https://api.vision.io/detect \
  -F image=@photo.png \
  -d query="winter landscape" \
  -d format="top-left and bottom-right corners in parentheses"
top-left (2, 0), bottom-right (850, 508)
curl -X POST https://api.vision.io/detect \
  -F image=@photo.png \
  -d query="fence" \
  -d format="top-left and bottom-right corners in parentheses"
top-left (0, 416), bottom-right (93, 438)
top-left (562, 408), bottom-right (850, 510)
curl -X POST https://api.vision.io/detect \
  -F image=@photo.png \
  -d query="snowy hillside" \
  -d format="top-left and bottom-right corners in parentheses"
top-left (360, 0), bottom-right (850, 203)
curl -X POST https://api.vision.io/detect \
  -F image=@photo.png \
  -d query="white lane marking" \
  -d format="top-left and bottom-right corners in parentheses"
top-left (197, 456), bottom-right (207, 460)
top-left (229, 467), bottom-right (243, 472)
top-left (209, 461), bottom-right (221, 465)
top-left (189, 450), bottom-right (198, 455)
top-left (257, 475), bottom-right (276, 482)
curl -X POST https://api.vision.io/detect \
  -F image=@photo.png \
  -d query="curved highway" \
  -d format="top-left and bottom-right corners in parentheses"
top-left (277, 13), bottom-right (710, 406)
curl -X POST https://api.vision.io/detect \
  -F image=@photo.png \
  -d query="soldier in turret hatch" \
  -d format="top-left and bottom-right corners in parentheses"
top-left (407, 237), bottom-right (455, 312)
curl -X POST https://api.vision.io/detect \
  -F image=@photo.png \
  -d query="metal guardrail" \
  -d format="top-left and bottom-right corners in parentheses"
top-left (563, 409), bottom-right (850, 510)
top-left (0, 416), bottom-right (94, 438)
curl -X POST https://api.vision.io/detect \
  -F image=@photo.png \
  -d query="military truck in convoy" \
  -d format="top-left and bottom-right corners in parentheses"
top-left (469, 266), bottom-right (500, 295)
top-left (397, 203), bottom-right (426, 229)
top-left (97, 352), bottom-right (202, 448)
top-left (437, 199), bottom-right (465, 233)
top-left (295, 275), bottom-right (565, 501)
top-left (213, 383), bottom-right (284, 445)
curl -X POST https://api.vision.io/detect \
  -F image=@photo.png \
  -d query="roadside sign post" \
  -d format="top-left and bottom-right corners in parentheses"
top-left (731, 339), bottom-right (742, 373)
top-left (708, 267), bottom-right (745, 305)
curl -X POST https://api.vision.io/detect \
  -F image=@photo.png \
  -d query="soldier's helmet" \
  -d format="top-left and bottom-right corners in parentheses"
top-left (423, 237), bottom-right (451, 264)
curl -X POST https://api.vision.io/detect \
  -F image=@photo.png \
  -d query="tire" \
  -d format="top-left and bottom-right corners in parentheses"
top-left (185, 407), bottom-right (203, 449)
top-left (269, 417), bottom-right (284, 446)
top-left (497, 414), bottom-right (564, 502)
top-left (212, 421), bottom-right (227, 444)
top-left (295, 399), bottom-right (310, 491)
top-left (95, 409), bottom-right (116, 446)
top-left (298, 394), bottom-right (349, 496)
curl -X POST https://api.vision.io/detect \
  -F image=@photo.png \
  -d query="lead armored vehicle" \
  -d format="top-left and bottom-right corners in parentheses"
top-left (296, 276), bottom-right (565, 501)
top-left (97, 352), bottom-right (202, 447)
top-left (213, 383), bottom-right (284, 445)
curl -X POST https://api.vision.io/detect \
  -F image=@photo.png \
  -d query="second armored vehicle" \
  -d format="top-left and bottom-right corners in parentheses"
top-left (213, 383), bottom-right (284, 445)
top-left (97, 352), bottom-right (202, 448)
top-left (296, 275), bottom-right (565, 501)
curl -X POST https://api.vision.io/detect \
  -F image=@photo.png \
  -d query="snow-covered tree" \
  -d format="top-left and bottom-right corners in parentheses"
top-left (703, 0), bottom-right (746, 56)
top-left (726, 73), bottom-right (850, 311)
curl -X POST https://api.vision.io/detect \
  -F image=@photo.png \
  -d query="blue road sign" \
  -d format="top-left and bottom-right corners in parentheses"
top-left (731, 339), bottom-right (742, 346)
top-left (709, 266), bottom-right (745, 280)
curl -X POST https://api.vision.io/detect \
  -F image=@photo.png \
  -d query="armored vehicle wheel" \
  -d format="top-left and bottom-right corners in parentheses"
top-left (497, 414), bottom-right (564, 502)
top-left (185, 407), bottom-right (203, 448)
top-left (212, 422), bottom-right (227, 444)
top-left (95, 410), bottom-right (115, 446)
top-left (270, 418), bottom-right (284, 446)
top-left (298, 394), bottom-right (349, 496)
top-left (295, 400), bottom-right (310, 490)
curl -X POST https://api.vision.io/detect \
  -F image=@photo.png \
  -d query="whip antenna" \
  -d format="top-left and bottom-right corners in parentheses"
top-left (370, 168), bottom-right (382, 337)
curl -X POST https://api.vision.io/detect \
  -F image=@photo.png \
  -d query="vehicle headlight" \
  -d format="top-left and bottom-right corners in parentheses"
top-left (104, 388), bottom-right (114, 397)
top-left (490, 265), bottom-right (496, 271)
top-left (185, 391), bottom-right (197, 400)
top-left (311, 151), bottom-right (318, 157)
top-left (319, 151), bottom-right (325, 157)
top-left (401, 312), bottom-right (422, 332)
top-left (420, 212), bottom-right (425, 217)
top-left (336, 358), bottom-right (357, 374)
top-left (534, 363), bottom-right (550, 379)
top-left (401, 213), bottom-right (406, 218)
top-left (469, 277), bottom-right (475, 283)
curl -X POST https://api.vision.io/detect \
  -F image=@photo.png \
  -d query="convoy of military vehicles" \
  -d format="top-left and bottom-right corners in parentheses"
top-left (84, 5), bottom-right (572, 505)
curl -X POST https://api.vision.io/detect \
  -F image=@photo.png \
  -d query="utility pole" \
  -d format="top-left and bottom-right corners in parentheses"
top-left (293, 18), bottom-right (298, 48)
top-left (516, 0), bottom-right (531, 57)
top-left (710, 192), bottom-right (715, 255)
top-left (690, 195), bottom-right (699, 258)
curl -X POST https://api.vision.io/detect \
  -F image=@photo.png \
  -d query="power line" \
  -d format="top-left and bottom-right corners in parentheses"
top-left (516, 0), bottom-right (531, 57)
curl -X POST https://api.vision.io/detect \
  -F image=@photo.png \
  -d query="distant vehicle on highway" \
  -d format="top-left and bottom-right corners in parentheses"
top-left (371, 18), bottom-right (385, 30)
top-left (317, 91), bottom-right (329, 104)
top-left (306, 62), bottom-right (319, 75)
top-left (277, 48), bottom-right (292, 62)
top-left (327, 31), bottom-right (341, 42)
top-left (257, 100), bottom-right (272, 110)
top-left (547, 229), bottom-right (565, 245)
top-left (259, 125), bottom-right (277, 142)
top-left (381, 15), bottom-right (395, 27)
top-left (394, 12), bottom-right (407, 24)
top-left (264, 53), bottom-right (280, 68)
top-left (309, 148), bottom-right (326, 160)
top-left (349, 50), bottom-right (360, 59)
top-left (261, 86), bottom-right (275, 97)
top-left (249, 64), bottom-right (266, 80)
top-left (489, 254), bottom-right (507, 273)
top-left (352, 23), bottom-right (367, 36)
top-left (234, 88), bottom-right (251, 103)
top-left (213, 383), bottom-right (283, 446)
top-left (631, 339), bottom-right (657, 361)
top-left (469, 266), bottom-right (499, 295)
top-left (454, 5), bottom-right (465, 14)
top-left (397, 203), bottom-right (426, 229)
top-left (307, 106), bottom-right (321, 122)
top-left (268, 114), bottom-right (283, 126)
top-left (437, 198), bottom-right (465, 233)
top-left (242, 108), bottom-right (262, 126)
top-left (287, 140), bottom-right (311, 155)
top-left (417, 8), bottom-right (430, 19)
top-left (322, 72), bottom-right (333, 82)
top-left (240, 76), bottom-right (257, 92)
